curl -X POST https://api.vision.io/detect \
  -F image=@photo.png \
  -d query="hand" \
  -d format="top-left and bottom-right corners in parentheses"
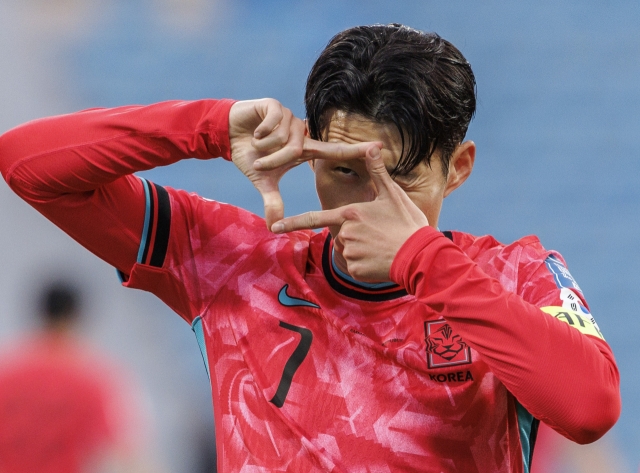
top-left (228, 99), bottom-right (377, 228)
top-left (271, 146), bottom-right (429, 282)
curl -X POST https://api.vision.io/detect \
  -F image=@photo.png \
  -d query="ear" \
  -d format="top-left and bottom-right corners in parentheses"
top-left (444, 140), bottom-right (475, 198)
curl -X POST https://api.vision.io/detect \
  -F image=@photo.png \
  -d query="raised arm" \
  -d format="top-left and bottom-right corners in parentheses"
top-left (0, 99), bottom-right (235, 274)
top-left (274, 146), bottom-right (621, 444)
top-left (390, 227), bottom-right (620, 444)
top-left (0, 98), bottom-right (378, 276)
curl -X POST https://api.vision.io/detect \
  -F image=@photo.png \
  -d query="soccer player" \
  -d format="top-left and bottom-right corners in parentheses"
top-left (0, 24), bottom-right (620, 473)
top-left (0, 282), bottom-right (150, 473)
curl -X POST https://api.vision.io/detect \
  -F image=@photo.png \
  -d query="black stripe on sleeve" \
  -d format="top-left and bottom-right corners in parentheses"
top-left (140, 179), bottom-right (156, 265)
top-left (149, 182), bottom-right (171, 268)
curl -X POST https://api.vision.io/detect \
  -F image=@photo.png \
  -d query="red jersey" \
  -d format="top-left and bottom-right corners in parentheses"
top-left (0, 99), bottom-right (620, 473)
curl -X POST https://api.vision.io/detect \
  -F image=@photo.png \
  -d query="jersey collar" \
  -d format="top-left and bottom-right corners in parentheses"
top-left (321, 234), bottom-right (408, 302)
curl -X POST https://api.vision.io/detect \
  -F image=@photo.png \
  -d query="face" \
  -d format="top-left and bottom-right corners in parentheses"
top-left (311, 110), bottom-right (464, 238)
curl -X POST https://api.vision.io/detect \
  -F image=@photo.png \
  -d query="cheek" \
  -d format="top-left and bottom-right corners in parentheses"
top-left (315, 171), bottom-right (364, 211)
top-left (407, 189), bottom-right (444, 223)
top-left (315, 174), bottom-right (338, 210)
top-left (314, 175), bottom-right (345, 238)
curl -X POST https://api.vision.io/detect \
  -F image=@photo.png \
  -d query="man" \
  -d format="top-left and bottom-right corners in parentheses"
top-left (0, 24), bottom-right (620, 473)
top-left (0, 282), bottom-right (149, 473)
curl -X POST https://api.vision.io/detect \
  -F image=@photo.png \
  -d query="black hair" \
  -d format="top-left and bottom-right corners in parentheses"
top-left (305, 23), bottom-right (476, 176)
top-left (39, 282), bottom-right (80, 326)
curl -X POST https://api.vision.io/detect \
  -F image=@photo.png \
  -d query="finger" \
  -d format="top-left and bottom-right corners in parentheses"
top-left (260, 188), bottom-right (285, 229)
top-left (271, 208), bottom-right (345, 233)
top-left (253, 99), bottom-right (285, 139)
top-left (301, 138), bottom-right (384, 163)
top-left (252, 109), bottom-right (293, 152)
top-left (253, 119), bottom-right (305, 170)
top-left (364, 145), bottom-right (395, 197)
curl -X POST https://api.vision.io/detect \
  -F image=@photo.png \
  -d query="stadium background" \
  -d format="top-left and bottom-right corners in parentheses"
top-left (0, 0), bottom-right (638, 471)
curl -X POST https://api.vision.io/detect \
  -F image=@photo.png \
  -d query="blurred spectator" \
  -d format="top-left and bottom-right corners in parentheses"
top-left (0, 281), bottom-right (154, 473)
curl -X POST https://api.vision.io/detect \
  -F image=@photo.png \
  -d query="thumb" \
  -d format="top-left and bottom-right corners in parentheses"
top-left (365, 145), bottom-right (393, 197)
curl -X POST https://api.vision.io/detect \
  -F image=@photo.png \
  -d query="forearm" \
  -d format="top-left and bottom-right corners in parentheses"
top-left (0, 99), bottom-right (235, 273)
top-left (0, 99), bottom-right (234, 200)
top-left (390, 226), bottom-right (621, 444)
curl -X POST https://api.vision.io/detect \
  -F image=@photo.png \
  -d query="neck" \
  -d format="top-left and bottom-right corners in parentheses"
top-left (332, 250), bottom-right (351, 276)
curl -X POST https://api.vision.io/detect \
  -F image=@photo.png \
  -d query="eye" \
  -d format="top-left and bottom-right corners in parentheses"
top-left (335, 166), bottom-right (358, 177)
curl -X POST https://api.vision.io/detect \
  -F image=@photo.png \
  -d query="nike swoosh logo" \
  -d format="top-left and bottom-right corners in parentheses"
top-left (278, 284), bottom-right (320, 308)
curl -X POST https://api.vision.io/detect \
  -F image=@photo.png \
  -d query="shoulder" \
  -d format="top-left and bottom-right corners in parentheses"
top-left (448, 230), bottom-right (548, 261)
top-left (447, 230), bottom-right (560, 293)
top-left (166, 188), bottom-right (319, 272)
top-left (166, 186), bottom-right (265, 227)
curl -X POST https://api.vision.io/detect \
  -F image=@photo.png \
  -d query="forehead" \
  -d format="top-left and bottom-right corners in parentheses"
top-left (324, 110), bottom-right (403, 163)
top-left (323, 110), bottom-right (443, 179)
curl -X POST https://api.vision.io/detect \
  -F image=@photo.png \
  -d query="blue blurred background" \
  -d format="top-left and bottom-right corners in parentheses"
top-left (0, 1), bottom-right (638, 471)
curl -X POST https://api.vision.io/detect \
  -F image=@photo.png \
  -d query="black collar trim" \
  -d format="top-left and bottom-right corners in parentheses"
top-left (321, 234), bottom-right (408, 302)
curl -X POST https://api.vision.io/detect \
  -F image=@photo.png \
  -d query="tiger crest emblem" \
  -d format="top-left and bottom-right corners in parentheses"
top-left (424, 320), bottom-right (472, 368)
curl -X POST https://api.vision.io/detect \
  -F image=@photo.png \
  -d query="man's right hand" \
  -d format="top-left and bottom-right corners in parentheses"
top-left (228, 99), bottom-right (378, 229)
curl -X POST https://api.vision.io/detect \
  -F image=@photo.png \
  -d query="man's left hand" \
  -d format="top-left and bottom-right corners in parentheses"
top-left (271, 146), bottom-right (429, 282)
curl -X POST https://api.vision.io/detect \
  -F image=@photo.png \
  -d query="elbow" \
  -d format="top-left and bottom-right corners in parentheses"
top-left (0, 137), bottom-right (12, 184)
top-left (0, 132), bottom-right (24, 191)
top-left (571, 417), bottom-right (618, 445)
top-left (1, 164), bottom-right (34, 201)
top-left (559, 337), bottom-right (622, 445)
top-left (565, 387), bottom-right (621, 445)
top-left (0, 132), bottom-right (46, 201)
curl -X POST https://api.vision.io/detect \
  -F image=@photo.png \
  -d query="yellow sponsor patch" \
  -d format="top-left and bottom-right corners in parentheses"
top-left (540, 306), bottom-right (604, 340)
